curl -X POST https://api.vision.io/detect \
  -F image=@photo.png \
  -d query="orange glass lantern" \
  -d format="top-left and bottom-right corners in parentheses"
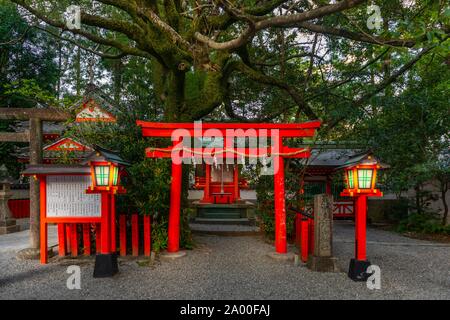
top-left (340, 155), bottom-right (383, 197)
top-left (84, 146), bottom-right (128, 195)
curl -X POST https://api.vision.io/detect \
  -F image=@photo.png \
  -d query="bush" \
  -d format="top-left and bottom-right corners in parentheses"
top-left (397, 212), bottom-right (450, 235)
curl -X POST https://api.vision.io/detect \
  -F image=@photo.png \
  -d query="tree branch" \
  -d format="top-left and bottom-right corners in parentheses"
top-left (195, 0), bottom-right (366, 50)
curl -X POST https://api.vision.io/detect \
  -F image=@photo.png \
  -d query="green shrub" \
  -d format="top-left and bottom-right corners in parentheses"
top-left (397, 212), bottom-right (450, 235)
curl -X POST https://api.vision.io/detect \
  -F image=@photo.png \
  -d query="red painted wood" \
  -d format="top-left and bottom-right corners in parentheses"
top-left (39, 177), bottom-right (48, 264)
top-left (65, 224), bottom-right (71, 254)
top-left (144, 216), bottom-right (151, 257)
top-left (57, 224), bottom-right (66, 257)
top-left (70, 224), bottom-right (78, 257)
top-left (300, 219), bottom-right (309, 263)
top-left (295, 214), bottom-right (301, 247)
top-left (119, 215), bottom-right (127, 257)
top-left (95, 224), bottom-right (101, 254)
top-left (355, 195), bottom-right (368, 261)
top-left (132, 214), bottom-right (139, 256)
top-left (168, 140), bottom-right (182, 253)
top-left (8, 199), bottom-right (30, 219)
top-left (83, 224), bottom-right (91, 256)
top-left (110, 195), bottom-right (116, 253)
top-left (308, 218), bottom-right (315, 255)
top-left (100, 193), bottom-right (110, 254)
top-left (274, 137), bottom-right (287, 254)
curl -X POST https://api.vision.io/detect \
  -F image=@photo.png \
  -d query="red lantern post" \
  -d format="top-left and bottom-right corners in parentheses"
top-left (340, 155), bottom-right (384, 281)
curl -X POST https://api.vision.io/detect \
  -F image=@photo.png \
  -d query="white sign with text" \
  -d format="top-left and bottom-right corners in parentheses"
top-left (46, 175), bottom-right (101, 218)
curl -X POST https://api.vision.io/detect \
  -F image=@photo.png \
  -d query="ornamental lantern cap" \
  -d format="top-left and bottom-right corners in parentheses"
top-left (82, 145), bottom-right (130, 167)
top-left (336, 151), bottom-right (389, 170)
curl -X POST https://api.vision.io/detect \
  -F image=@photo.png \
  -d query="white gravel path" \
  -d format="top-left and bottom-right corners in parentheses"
top-left (0, 221), bottom-right (449, 300)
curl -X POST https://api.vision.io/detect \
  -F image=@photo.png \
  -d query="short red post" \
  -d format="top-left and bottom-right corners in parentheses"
top-left (66, 224), bottom-right (72, 254)
top-left (168, 144), bottom-right (182, 253)
top-left (144, 215), bottom-right (151, 257)
top-left (233, 165), bottom-right (240, 201)
top-left (308, 218), bottom-right (315, 254)
top-left (100, 193), bottom-right (110, 255)
top-left (132, 214), bottom-right (139, 256)
top-left (57, 223), bottom-right (66, 257)
top-left (110, 194), bottom-right (117, 253)
top-left (274, 137), bottom-right (287, 254)
top-left (300, 218), bottom-right (309, 263)
top-left (95, 224), bottom-right (101, 254)
top-left (70, 224), bottom-right (78, 257)
top-left (119, 215), bottom-right (127, 257)
top-left (295, 214), bottom-right (301, 247)
top-left (203, 164), bottom-right (211, 203)
top-left (39, 177), bottom-right (48, 264)
top-left (83, 224), bottom-right (91, 256)
top-left (355, 195), bottom-right (368, 261)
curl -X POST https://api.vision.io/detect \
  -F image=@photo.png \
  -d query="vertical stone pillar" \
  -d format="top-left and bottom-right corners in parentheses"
top-left (0, 181), bottom-right (20, 234)
top-left (307, 194), bottom-right (339, 272)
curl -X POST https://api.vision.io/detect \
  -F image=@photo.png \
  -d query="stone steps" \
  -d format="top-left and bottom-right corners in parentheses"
top-left (189, 223), bottom-right (261, 237)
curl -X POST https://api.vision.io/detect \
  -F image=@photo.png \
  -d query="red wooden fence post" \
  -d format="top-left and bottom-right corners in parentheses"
top-left (95, 224), bottom-right (101, 254)
top-left (132, 214), bottom-right (139, 256)
top-left (300, 218), bottom-right (309, 263)
top-left (119, 215), bottom-right (127, 257)
top-left (308, 218), bottom-right (315, 255)
top-left (70, 224), bottom-right (78, 257)
top-left (57, 223), bottom-right (66, 257)
top-left (144, 215), bottom-right (151, 257)
top-left (83, 224), bottom-right (91, 256)
top-left (65, 224), bottom-right (71, 254)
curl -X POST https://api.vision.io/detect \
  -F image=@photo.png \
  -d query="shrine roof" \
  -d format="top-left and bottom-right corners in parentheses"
top-left (69, 83), bottom-right (119, 115)
top-left (293, 149), bottom-right (368, 169)
top-left (22, 164), bottom-right (90, 175)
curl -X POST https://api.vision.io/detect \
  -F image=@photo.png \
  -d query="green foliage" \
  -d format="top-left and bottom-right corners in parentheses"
top-left (397, 212), bottom-right (450, 235)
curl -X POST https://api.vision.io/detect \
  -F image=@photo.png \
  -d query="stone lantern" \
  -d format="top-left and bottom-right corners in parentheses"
top-left (0, 165), bottom-right (20, 234)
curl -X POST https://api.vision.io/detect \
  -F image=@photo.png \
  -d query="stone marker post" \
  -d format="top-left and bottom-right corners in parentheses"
top-left (0, 165), bottom-right (20, 234)
top-left (307, 194), bottom-right (339, 272)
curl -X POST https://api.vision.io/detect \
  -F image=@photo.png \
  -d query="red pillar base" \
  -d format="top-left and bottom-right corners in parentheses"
top-left (348, 258), bottom-right (371, 281)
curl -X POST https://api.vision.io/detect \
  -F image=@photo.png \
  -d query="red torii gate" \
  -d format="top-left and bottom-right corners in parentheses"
top-left (137, 121), bottom-right (321, 255)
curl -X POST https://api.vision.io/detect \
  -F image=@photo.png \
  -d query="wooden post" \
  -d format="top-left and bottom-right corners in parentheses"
top-left (203, 164), bottom-right (211, 203)
top-left (274, 136), bottom-right (287, 254)
top-left (355, 195), bottom-right (368, 261)
top-left (144, 215), bottom-right (151, 257)
top-left (110, 194), bottom-right (116, 253)
top-left (300, 218), bottom-right (309, 263)
top-left (119, 215), bottom-right (126, 256)
top-left (70, 224), bottom-right (78, 257)
top-left (39, 176), bottom-right (47, 264)
top-left (100, 193), bottom-right (110, 254)
top-left (168, 140), bottom-right (182, 253)
top-left (233, 165), bottom-right (240, 201)
top-left (57, 224), bottom-right (66, 257)
top-left (132, 214), bottom-right (139, 256)
top-left (83, 224), bottom-right (91, 256)
top-left (29, 118), bottom-right (42, 250)
top-left (95, 224), bottom-right (101, 253)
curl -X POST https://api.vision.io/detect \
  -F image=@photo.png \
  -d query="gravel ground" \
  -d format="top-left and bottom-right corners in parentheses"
top-left (0, 221), bottom-right (449, 300)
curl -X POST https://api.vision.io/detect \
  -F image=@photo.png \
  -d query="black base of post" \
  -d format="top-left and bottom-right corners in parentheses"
top-left (93, 253), bottom-right (118, 278)
top-left (348, 259), bottom-right (371, 282)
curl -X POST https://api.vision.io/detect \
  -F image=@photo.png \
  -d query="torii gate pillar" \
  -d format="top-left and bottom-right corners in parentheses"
top-left (274, 137), bottom-right (287, 254)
